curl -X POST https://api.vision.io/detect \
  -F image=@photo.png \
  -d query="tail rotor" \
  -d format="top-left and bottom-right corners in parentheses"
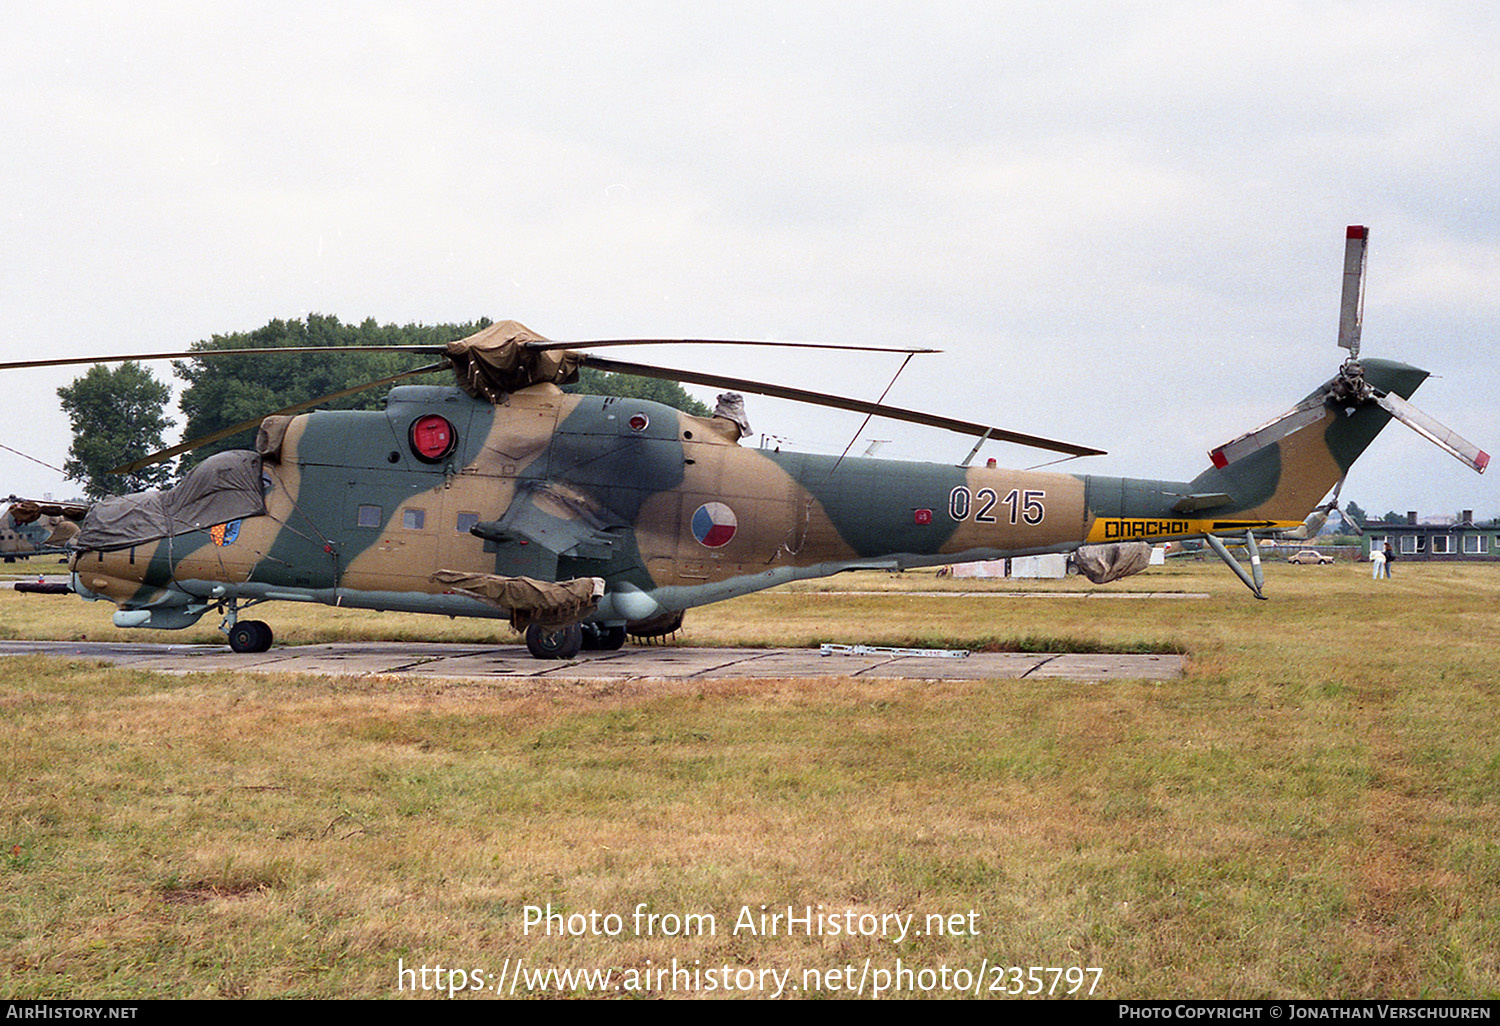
top-left (1331, 226), bottom-right (1488, 474)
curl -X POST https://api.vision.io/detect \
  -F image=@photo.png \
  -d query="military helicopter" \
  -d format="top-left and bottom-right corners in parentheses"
top-left (1, 503), bottom-right (79, 563)
top-left (4, 227), bottom-right (1487, 658)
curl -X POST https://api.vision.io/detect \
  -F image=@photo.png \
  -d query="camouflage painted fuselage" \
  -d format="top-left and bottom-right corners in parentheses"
top-left (71, 360), bottom-right (1428, 634)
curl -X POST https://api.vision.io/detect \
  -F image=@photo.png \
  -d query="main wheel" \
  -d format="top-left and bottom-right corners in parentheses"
top-left (525, 623), bottom-right (583, 660)
top-left (228, 619), bottom-right (273, 653)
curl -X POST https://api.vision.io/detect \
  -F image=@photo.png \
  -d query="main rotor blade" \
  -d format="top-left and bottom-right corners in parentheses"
top-left (581, 355), bottom-right (1105, 457)
top-left (109, 362), bottom-right (449, 475)
top-left (526, 338), bottom-right (940, 354)
top-left (0, 338), bottom-right (937, 370)
top-left (0, 346), bottom-right (445, 372)
top-left (1373, 392), bottom-right (1489, 474)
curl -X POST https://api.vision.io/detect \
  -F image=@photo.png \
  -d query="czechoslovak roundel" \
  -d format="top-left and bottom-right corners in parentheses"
top-left (691, 502), bottom-right (737, 548)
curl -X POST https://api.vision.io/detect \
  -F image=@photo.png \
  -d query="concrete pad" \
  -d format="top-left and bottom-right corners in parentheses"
top-left (1021, 652), bottom-right (1183, 678)
top-left (811, 590), bottom-right (1209, 600)
top-left (0, 639), bottom-right (1182, 682)
top-left (855, 651), bottom-right (1055, 679)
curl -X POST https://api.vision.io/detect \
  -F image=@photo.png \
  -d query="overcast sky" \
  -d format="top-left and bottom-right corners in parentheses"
top-left (3, 1), bottom-right (1496, 519)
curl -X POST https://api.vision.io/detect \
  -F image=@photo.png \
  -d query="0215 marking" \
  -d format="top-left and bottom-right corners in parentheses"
top-left (949, 487), bottom-right (1045, 526)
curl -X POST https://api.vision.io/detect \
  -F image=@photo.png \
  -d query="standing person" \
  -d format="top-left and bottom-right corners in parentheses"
top-left (1383, 542), bottom-right (1395, 578)
top-left (1371, 545), bottom-right (1386, 580)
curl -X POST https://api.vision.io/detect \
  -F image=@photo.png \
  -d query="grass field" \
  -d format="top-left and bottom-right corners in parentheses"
top-left (2, 559), bottom-right (1498, 999)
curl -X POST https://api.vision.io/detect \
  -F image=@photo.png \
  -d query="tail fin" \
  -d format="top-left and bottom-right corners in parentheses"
top-left (1189, 359), bottom-right (1429, 524)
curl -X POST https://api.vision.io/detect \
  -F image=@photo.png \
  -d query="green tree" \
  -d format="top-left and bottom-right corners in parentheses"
top-left (174, 315), bottom-right (714, 468)
top-left (1343, 501), bottom-right (1367, 527)
top-left (174, 315), bottom-right (491, 468)
top-left (57, 362), bottom-right (174, 499)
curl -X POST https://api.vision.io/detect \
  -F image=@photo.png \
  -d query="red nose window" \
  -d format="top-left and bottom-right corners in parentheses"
top-left (410, 414), bottom-right (457, 462)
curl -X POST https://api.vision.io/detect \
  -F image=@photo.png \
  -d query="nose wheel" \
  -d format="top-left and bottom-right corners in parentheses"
top-left (227, 619), bottom-right (274, 653)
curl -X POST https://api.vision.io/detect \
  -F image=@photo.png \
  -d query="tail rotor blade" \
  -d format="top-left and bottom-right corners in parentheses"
top-left (1338, 226), bottom-right (1368, 358)
top-left (1374, 391), bottom-right (1490, 473)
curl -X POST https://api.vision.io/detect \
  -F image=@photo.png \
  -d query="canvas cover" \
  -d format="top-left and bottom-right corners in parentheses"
top-left (1073, 542), bottom-right (1153, 584)
top-left (430, 570), bottom-right (605, 629)
top-left (444, 320), bottom-right (583, 401)
top-left (256, 414), bottom-right (294, 462)
top-left (8, 499), bottom-right (89, 525)
top-left (44, 520), bottom-right (80, 547)
top-left (77, 450), bottom-right (267, 551)
top-left (712, 392), bottom-right (751, 439)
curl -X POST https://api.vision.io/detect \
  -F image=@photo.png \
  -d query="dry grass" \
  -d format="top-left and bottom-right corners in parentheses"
top-left (2, 560), bottom-right (1499, 998)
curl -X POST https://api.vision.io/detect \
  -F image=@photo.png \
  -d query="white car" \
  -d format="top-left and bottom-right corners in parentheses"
top-left (1287, 550), bottom-right (1334, 565)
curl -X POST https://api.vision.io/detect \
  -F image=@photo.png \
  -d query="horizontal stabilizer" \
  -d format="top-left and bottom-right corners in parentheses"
top-left (1374, 392), bottom-right (1489, 473)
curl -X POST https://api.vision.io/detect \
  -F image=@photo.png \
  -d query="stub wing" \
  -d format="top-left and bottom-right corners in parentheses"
top-left (470, 481), bottom-right (628, 560)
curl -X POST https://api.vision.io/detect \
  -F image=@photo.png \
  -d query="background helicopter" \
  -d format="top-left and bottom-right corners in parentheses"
top-left (0, 502), bottom-right (80, 563)
top-left (4, 227), bottom-right (1486, 658)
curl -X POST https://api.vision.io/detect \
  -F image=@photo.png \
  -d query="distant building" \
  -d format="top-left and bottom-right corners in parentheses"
top-left (1363, 511), bottom-right (1499, 562)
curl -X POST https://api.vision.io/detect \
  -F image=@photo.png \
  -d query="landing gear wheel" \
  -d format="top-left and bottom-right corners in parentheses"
top-left (228, 619), bottom-right (273, 653)
top-left (525, 623), bottom-right (583, 660)
top-left (250, 621), bottom-right (274, 652)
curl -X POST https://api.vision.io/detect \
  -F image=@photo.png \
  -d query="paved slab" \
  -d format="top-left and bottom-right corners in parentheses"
top-left (813, 590), bottom-right (1210, 600)
top-left (0, 639), bottom-right (1181, 682)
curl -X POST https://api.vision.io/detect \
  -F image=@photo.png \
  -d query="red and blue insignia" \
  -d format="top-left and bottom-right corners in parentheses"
top-left (210, 520), bottom-right (241, 547)
top-left (691, 502), bottom-right (737, 548)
